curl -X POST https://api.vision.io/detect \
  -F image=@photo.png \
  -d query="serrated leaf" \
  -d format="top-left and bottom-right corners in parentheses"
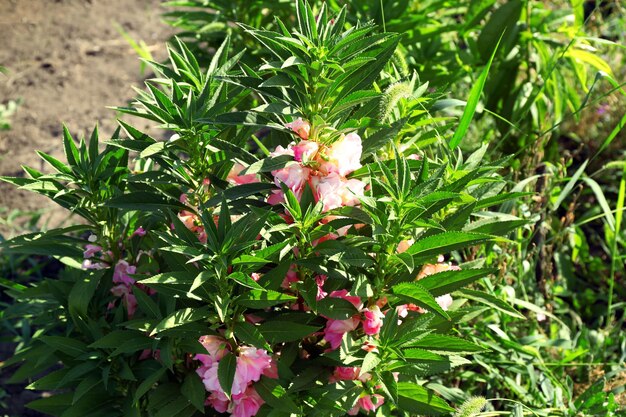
top-left (392, 282), bottom-right (450, 320)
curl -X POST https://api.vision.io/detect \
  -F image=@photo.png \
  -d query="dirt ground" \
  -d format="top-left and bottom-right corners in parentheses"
top-left (0, 0), bottom-right (173, 237)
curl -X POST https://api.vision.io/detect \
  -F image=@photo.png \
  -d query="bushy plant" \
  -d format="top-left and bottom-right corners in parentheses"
top-left (1, 2), bottom-right (556, 417)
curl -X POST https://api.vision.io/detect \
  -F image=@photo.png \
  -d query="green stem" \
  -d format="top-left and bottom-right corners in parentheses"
top-left (607, 161), bottom-right (626, 328)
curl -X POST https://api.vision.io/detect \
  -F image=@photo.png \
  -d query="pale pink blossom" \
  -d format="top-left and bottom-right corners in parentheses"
top-left (232, 347), bottom-right (272, 395)
top-left (319, 132), bottom-right (362, 177)
top-left (82, 259), bottom-right (106, 270)
top-left (285, 118), bottom-right (311, 140)
top-left (436, 294), bottom-right (453, 311)
top-left (324, 317), bottom-right (360, 350)
top-left (131, 227), bottom-right (147, 238)
top-left (292, 140), bottom-right (319, 162)
top-left (417, 262), bottom-right (460, 279)
top-left (314, 174), bottom-right (365, 212)
top-left (269, 144), bottom-right (294, 158)
top-left (348, 394), bottom-right (385, 415)
top-left (199, 361), bottom-right (223, 394)
top-left (231, 385), bottom-right (265, 417)
top-left (227, 163), bottom-right (259, 185)
top-left (125, 293), bottom-right (138, 318)
top-left (315, 275), bottom-right (328, 300)
top-left (113, 260), bottom-right (136, 286)
top-left (396, 239), bottom-right (414, 254)
top-left (178, 210), bottom-right (199, 232)
top-left (83, 244), bottom-right (102, 258)
top-left (267, 190), bottom-right (285, 206)
top-left (328, 289), bottom-right (363, 310)
top-left (329, 367), bottom-right (360, 383)
top-left (407, 153), bottom-right (422, 160)
top-left (272, 164), bottom-right (310, 198)
top-left (199, 335), bottom-right (230, 361)
top-left (208, 391), bottom-right (230, 413)
top-left (281, 266), bottom-right (299, 289)
top-left (362, 305), bottom-right (384, 336)
top-left (362, 340), bottom-right (379, 353)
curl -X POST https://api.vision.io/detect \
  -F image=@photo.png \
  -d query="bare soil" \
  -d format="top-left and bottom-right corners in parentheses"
top-left (0, 0), bottom-right (173, 236)
top-left (0, 1), bottom-right (172, 414)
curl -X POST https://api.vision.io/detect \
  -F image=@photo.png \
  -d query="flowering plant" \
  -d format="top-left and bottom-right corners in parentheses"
top-left (2, 2), bottom-right (526, 416)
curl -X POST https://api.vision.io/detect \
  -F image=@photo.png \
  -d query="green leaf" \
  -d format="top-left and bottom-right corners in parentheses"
top-left (106, 192), bottom-right (187, 211)
top-left (419, 268), bottom-right (497, 296)
top-left (553, 160), bottom-right (588, 210)
top-left (258, 321), bottom-right (320, 343)
top-left (234, 322), bottom-right (271, 351)
top-left (40, 336), bottom-right (88, 357)
top-left (134, 367), bottom-right (167, 403)
top-left (89, 330), bottom-right (151, 349)
top-left (181, 373), bottom-right (206, 412)
top-left (409, 334), bottom-right (485, 354)
top-left (236, 290), bottom-right (297, 308)
top-left (397, 382), bottom-right (454, 416)
top-left (150, 307), bottom-right (212, 336)
top-left (456, 288), bottom-right (525, 319)
top-left (317, 297), bottom-right (359, 320)
top-left (27, 393), bottom-right (73, 417)
top-left (449, 35), bottom-right (501, 148)
top-left (255, 377), bottom-right (301, 414)
top-left (218, 352), bottom-right (237, 398)
top-left (392, 282), bottom-right (450, 320)
top-left (406, 232), bottom-right (494, 261)
top-left (361, 352), bottom-right (380, 374)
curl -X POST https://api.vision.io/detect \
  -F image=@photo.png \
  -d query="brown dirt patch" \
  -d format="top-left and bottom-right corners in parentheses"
top-left (0, 0), bottom-right (173, 237)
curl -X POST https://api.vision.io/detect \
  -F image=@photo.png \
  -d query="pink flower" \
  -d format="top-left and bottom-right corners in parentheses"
top-left (199, 361), bottom-right (223, 394)
top-left (178, 210), bottom-right (199, 232)
top-left (208, 391), bottom-right (230, 413)
top-left (315, 275), bottom-right (328, 300)
top-left (231, 385), bottom-right (265, 417)
top-left (362, 305), bottom-right (384, 336)
top-left (328, 289), bottom-right (363, 310)
top-left (267, 190), bottom-right (285, 206)
top-left (348, 394), bottom-right (385, 415)
top-left (361, 340), bottom-right (379, 353)
top-left (110, 283), bottom-right (130, 298)
top-left (199, 335), bottom-right (230, 360)
top-left (407, 153), bottom-right (422, 160)
top-left (396, 239), bottom-right (414, 254)
top-left (417, 262), bottom-right (460, 279)
top-left (285, 118), bottom-right (311, 140)
top-left (232, 347), bottom-right (272, 395)
top-left (82, 259), bottom-right (106, 270)
top-left (270, 144), bottom-right (294, 158)
top-left (416, 261), bottom-right (460, 311)
top-left (319, 132), bottom-right (362, 177)
top-left (262, 359), bottom-right (279, 379)
top-left (131, 227), bottom-right (147, 238)
top-left (292, 140), bottom-right (319, 162)
top-left (329, 367), bottom-right (360, 383)
top-left (228, 163), bottom-right (259, 185)
top-left (436, 294), bottom-right (453, 311)
top-left (124, 293), bottom-right (137, 318)
top-left (83, 244), bottom-right (102, 258)
top-left (113, 260), bottom-right (136, 286)
top-left (314, 174), bottom-right (365, 212)
top-left (324, 317), bottom-right (360, 350)
top-left (280, 266), bottom-right (299, 290)
top-left (272, 164), bottom-right (310, 198)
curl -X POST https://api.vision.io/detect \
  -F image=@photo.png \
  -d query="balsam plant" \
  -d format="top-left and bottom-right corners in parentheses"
top-left (2, 2), bottom-right (528, 416)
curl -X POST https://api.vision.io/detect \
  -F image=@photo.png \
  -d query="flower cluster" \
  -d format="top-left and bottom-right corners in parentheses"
top-left (195, 336), bottom-right (276, 417)
top-left (264, 118), bottom-right (366, 220)
top-left (82, 227), bottom-right (150, 318)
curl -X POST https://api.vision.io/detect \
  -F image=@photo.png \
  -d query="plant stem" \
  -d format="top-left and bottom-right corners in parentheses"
top-left (607, 160), bottom-right (626, 329)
